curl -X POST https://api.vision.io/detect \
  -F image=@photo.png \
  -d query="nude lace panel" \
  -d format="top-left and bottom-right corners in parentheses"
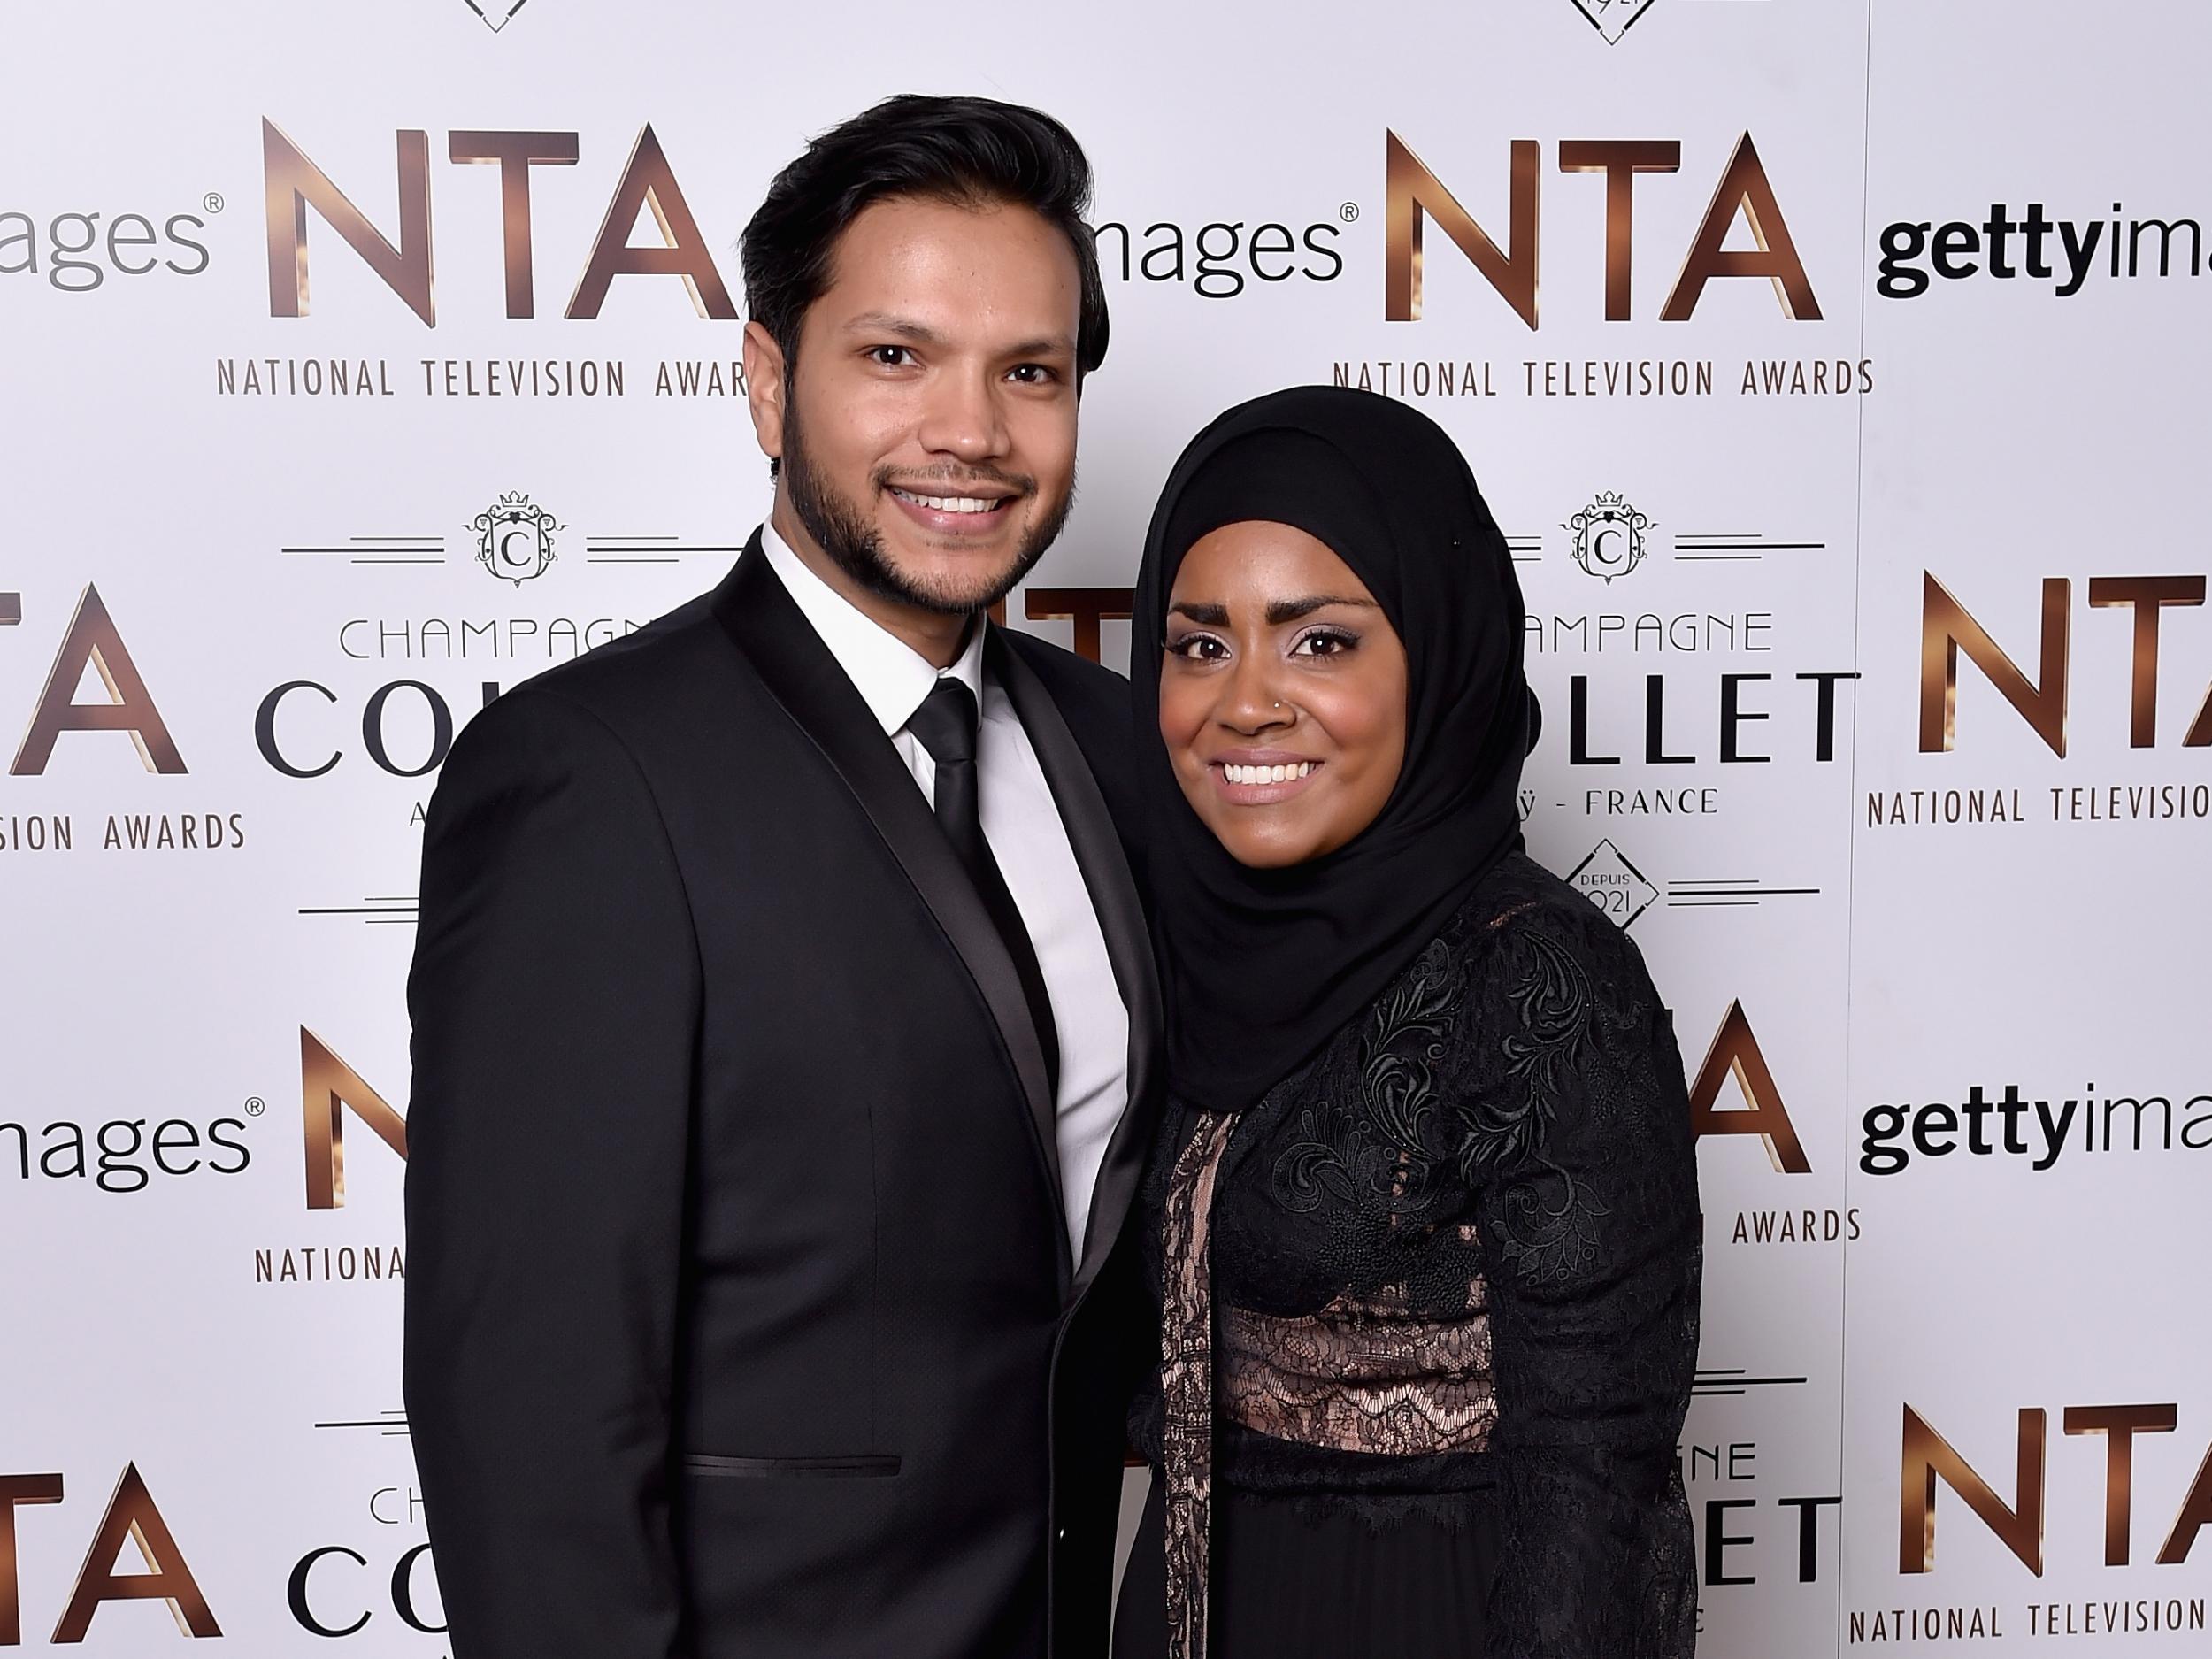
top-left (1218, 1243), bottom-right (1497, 1456)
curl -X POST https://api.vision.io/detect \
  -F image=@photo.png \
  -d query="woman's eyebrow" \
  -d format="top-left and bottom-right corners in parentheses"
top-left (1266, 595), bottom-right (1378, 624)
top-left (1169, 601), bottom-right (1230, 625)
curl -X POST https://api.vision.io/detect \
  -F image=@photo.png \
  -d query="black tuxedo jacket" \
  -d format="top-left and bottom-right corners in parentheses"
top-left (403, 539), bottom-right (1161, 1659)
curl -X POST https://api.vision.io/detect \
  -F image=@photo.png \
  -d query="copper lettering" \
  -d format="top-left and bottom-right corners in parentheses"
top-left (1385, 132), bottom-right (1540, 327)
top-left (0, 1477), bottom-right (65, 1646)
top-left (263, 119), bottom-right (434, 325)
top-left (302, 1027), bottom-right (408, 1211)
top-left (1660, 132), bottom-right (1822, 322)
top-left (2086, 576), bottom-right (2205, 747)
top-left (1025, 588), bottom-right (1134, 665)
top-left (1557, 141), bottom-right (1681, 320)
top-left (2063, 1403), bottom-right (2177, 1565)
top-left (1686, 1001), bottom-right (1809, 1174)
top-left (1900, 1404), bottom-right (2045, 1575)
top-left (1919, 573), bottom-right (2070, 757)
top-left (447, 131), bottom-right (580, 318)
top-left (12, 585), bottom-right (186, 776)
top-left (50, 1464), bottom-right (220, 1643)
top-left (567, 125), bottom-right (738, 320)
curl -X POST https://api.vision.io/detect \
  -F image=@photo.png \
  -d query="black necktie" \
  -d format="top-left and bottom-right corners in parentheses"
top-left (905, 677), bottom-right (1061, 1102)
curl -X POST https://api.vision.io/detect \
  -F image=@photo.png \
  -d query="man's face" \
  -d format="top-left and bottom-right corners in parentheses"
top-left (747, 196), bottom-right (1083, 614)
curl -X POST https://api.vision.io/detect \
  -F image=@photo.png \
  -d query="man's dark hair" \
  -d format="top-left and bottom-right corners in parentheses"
top-left (741, 94), bottom-right (1110, 382)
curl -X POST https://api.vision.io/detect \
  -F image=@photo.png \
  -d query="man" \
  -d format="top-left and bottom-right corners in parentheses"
top-left (404, 95), bottom-right (1159, 1659)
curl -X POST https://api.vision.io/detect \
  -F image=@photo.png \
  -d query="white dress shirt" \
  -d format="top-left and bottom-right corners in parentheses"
top-left (758, 523), bottom-right (1129, 1257)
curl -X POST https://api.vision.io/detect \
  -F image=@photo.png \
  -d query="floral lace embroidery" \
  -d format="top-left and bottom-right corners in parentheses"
top-left (1159, 1110), bottom-right (1236, 1659)
top-left (1273, 936), bottom-right (1459, 1225)
top-left (1457, 926), bottom-right (1611, 1285)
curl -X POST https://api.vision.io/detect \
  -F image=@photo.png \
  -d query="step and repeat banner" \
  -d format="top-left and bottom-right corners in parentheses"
top-left (4, 0), bottom-right (2206, 1652)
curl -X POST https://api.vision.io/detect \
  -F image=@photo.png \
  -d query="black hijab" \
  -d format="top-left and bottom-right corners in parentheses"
top-left (1130, 385), bottom-right (1532, 1114)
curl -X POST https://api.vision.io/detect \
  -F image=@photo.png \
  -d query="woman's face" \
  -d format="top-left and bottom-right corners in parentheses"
top-left (1159, 519), bottom-right (1409, 869)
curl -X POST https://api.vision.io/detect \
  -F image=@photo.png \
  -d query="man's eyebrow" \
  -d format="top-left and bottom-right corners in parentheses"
top-left (1266, 594), bottom-right (1378, 625)
top-left (1169, 601), bottom-right (1230, 626)
top-left (841, 311), bottom-right (943, 343)
top-left (1002, 334), bottom-right (1077, 361)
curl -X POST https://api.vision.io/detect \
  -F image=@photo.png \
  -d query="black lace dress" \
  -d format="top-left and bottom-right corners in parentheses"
top-left (1115, 855), bottom-right (1701, 1659)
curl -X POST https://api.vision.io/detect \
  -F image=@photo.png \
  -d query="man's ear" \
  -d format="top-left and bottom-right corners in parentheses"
top-left (741, 320), bottom-right (788, 464)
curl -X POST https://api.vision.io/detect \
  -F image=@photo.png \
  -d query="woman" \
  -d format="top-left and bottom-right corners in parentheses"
top-left (1114, 387), bottom-right (1701, 1659)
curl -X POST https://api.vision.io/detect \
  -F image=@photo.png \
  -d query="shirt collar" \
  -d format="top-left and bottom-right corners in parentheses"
top-left (757, 520), bottom-right (985, 736)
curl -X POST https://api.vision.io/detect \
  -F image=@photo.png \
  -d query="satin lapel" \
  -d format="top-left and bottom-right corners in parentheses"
top-left (712, 545), bottom-right (1068, 1269)
top-left (990, 631), bottom-right (1164, 1298)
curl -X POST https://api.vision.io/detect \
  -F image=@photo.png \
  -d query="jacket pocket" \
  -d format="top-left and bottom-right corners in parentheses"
top-left (682, 1452), bottom-right (900, 1479)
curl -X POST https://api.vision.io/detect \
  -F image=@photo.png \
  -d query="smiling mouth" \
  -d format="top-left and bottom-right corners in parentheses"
top-left (887, 487), bottom-right (1013, 517)
top-left (1221, 761), bottom-right (1316, 785)
top-left (1209, 759), bottom-right (1325, 803)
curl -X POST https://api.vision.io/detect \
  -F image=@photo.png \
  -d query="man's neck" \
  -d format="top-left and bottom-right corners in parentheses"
top-left (769, 503), bottom-right (974, 670)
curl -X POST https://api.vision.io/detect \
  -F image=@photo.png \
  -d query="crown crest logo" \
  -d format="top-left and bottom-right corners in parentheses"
top-left (471, 492), bottom-right (563, 586)
top-left (1563, 492), bottom-right (1654, 583)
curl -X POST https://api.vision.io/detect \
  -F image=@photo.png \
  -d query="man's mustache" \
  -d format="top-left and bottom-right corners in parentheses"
top-left (874, 465), bottom-right (1036, 501)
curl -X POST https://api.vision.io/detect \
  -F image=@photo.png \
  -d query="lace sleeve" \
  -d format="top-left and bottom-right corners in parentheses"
top-left (1456, 895), bottom-right (1701, 1659)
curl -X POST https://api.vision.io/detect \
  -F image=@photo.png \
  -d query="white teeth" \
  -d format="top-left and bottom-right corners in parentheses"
top-left (1222, 762), bottom-right (1314, 785)
top-left (892, 488), bottom-right (1000, 514)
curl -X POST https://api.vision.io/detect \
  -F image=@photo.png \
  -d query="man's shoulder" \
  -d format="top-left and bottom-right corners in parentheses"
top-left (517, 588), bottom-right (730, 714)
top-left (436, 585), bottom-right (749, 783)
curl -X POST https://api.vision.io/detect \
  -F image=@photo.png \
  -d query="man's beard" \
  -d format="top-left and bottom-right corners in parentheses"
top-left (781, 395), bottom-right (1074, 616)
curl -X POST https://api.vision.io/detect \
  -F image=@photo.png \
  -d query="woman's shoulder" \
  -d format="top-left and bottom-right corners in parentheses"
top-left (1442, 856), bottom-right (1693, 1209)
top-left (1435, 852), bottom-right (1676, 1070)
top-left (1449, 852), bottom-right (1650, 973)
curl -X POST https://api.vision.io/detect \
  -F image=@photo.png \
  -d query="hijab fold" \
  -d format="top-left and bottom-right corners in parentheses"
top-left (1130, 386), bottom-right (1532, 1113)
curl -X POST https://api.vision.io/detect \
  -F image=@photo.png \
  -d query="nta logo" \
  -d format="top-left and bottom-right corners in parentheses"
top-left (1921, 572), bottom-right (2212, 754)
top-left (263, 120), bottom-right (735, 325)
top-left (1386, 131), bottom-right (1820, 327)
top-left (1901, 1402), bottom-right (2212, 1573)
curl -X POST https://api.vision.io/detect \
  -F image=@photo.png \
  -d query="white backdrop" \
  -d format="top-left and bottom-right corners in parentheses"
top-left (4, 1), bottom-right (2208, 1653)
